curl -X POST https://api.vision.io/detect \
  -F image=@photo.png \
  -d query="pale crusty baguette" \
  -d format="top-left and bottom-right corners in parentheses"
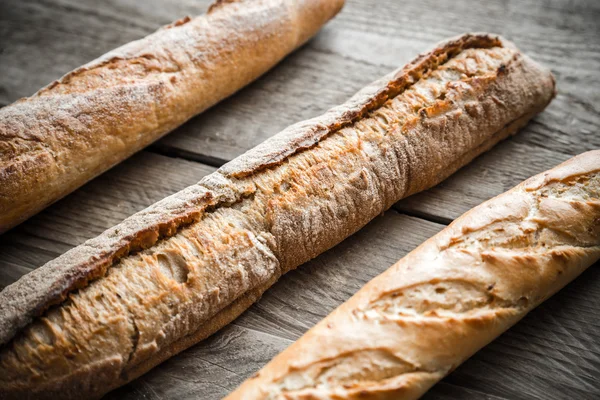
top-left (226, 150), bottom-right (600, 400)
top-left (0, 34), bottom-right (555, 399)
top-left (0, 0), bottom-right (345, 234)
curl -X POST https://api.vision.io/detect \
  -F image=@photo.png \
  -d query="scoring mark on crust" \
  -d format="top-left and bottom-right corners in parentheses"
top-left (156, 252), bottom-right (190, 284)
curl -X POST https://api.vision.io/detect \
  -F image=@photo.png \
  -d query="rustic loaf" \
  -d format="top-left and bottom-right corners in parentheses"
top-left (227, 150), bottom-right (600, 400)
top-left (0, 33), bottom-right (555, 399)
top-left (0, 0), bottom-right (345, 233)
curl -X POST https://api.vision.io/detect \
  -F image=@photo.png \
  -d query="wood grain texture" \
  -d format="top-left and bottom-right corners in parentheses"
top-left (0, 0), bottom-right (599, 398)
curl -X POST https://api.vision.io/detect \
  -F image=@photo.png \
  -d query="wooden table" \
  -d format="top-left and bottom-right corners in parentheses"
top-left (1, 0), bottom-right (599, 398)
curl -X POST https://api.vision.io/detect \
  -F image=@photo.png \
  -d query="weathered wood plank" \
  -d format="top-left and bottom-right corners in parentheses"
top-left (393, 139), bottom-right (570, 223)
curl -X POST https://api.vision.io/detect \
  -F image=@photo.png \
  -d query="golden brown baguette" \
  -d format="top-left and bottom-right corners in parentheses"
top-left (0, 0), bottom-right (345, 233)
top-left (226, 150), bottom-right (600, 400)
top-left (0, 33), bottom-right (555, 399)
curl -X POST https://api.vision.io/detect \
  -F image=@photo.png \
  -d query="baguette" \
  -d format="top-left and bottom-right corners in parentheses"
top-left (226, 150), bottom-right (600, 400)
top-left (0, 33), bottom-right (555, 399)
top-left (0, 0), bottom-right (345, 233)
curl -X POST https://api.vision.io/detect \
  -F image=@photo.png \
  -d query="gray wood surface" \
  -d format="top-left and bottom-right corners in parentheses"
top-left (0, 0), bottom-right (599, 398)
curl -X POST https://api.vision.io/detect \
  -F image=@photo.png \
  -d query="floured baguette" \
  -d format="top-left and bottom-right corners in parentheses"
top-left (0, 33), bottom-right (555, 399)
top-left (226, 150), bottom-right (600, 400)
top-left (0, 0), bottom-right (345, 233)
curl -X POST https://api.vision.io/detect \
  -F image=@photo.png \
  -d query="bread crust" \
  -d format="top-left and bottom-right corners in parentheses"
top-left (0, 33), bottom-right (556, 399)
top-left (226, 150), bottom-right (600, 400)
top-left (0, 0), bottom-right (345, 233)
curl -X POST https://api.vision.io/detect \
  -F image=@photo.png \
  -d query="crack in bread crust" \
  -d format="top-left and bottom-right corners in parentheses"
top-left (271, 349), bottom-right (435, 395)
